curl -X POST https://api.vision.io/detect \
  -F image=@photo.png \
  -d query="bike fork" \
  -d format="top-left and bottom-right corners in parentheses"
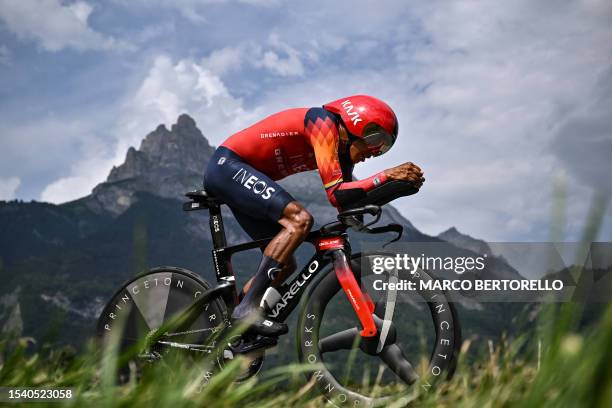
top-left (331, 250), bottom-right (377, 338)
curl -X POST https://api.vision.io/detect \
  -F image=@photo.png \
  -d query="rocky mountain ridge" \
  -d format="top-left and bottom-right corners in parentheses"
top-left (83, 114), bottom-right (215, 215)
top-left (438, 227), bottom-right (493, 256)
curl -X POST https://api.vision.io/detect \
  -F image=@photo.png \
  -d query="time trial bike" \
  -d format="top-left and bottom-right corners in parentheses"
top-left (97, 180), bottom-right (461, 406)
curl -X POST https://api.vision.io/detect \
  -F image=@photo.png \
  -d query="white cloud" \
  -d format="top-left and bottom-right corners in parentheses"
top-left (116, 55), bottom-right (259, 152)
top-left (0, 116), bottom-right (103, 179)
top-left (202, 46), bottom-right (246, 75)
top-left (38, 127), bottom-right (114, 203)
top-left (258, 49), bottom-right (303, 77)
top-left (39, 54), bottom-right (262, 204)
top-left (393, 0), bottom-right (612, 241)
top-left (40, 157), bottom-right (110, 204)
top-left (0, 0), bottom-right (127, 51)
top-left (115, 0), bottom-right (282, 22)
top-left (201, 35), bottom-right (306, 78)
top-left (256, 34), bottom-right (304, 76)
top-left (0, 177), bottom-right (20, 200)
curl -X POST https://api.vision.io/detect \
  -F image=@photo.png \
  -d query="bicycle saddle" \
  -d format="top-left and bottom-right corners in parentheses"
top-left (184, 189), bottom-right (225, 209)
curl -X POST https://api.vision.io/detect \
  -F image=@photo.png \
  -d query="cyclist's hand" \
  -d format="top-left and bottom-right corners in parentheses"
top-left (384, 162), bottom-right (425, 188)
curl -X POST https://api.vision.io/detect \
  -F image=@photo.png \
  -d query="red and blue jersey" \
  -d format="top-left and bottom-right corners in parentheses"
top-left (222, 107), bottom-right (387, 208)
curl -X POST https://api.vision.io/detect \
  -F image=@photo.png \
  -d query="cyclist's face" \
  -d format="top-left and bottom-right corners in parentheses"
top-left (349, 139), bottom-right (373, 163)
top-left (338, 122), bottom-right (350, 144)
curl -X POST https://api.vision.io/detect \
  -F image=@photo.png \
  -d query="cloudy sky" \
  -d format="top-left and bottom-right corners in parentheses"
top-left (0, 0), bottom-right (611, 242)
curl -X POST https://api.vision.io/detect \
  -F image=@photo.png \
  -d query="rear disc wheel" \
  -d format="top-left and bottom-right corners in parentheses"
top-left (96, 267), bottom-right (228, 383)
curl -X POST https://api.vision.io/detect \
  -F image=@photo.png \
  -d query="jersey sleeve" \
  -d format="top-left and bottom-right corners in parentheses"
top-left (304, 108), bottom-right (388, 208)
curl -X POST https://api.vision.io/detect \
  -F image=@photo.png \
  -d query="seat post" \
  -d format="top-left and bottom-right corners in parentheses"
top-left (208, 203), bottom-right (227, 249)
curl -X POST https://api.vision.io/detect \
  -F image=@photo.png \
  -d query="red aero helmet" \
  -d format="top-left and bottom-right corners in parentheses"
top-left (323, 95), bottom-right (398, 155)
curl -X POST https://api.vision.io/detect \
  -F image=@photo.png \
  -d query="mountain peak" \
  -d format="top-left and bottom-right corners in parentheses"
top-left (113, 114), bottom-right (213, 181)
top-left (442, 226), bottom-right (460, 235)
top-left (89, 114), bottom-right (215, 215)
top-left (174, 113), bottom-right (196, 129)
top-left (438, 226), bottom-right (492, 256)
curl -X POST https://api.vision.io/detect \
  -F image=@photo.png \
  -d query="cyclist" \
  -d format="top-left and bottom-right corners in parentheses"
top-left (204, 95), bottom-right (424, 337)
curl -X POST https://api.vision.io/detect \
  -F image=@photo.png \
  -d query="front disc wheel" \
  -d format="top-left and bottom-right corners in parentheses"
top-left (297, 252), bottom-right (461, 407)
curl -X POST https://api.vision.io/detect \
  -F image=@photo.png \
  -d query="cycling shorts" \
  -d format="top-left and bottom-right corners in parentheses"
top-left (204, 146), bottom-right (295, 240)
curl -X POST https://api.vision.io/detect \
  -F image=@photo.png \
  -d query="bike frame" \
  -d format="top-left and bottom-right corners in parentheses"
top-left (205, 200), bottom-right (378, 337)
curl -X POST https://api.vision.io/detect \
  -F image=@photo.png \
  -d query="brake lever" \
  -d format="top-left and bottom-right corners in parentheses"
top-left (368, 223), bottom-right (403, 247)
top-left (343, 212), bottom-right (383, 232)
top-left (361, 210), bottom-right (382, 229)
top-left (338, 205), bottom-right (382, 232)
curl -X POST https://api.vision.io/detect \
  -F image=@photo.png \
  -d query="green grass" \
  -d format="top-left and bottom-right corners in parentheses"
top-left (1, 301), bottom-right (611, 408)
